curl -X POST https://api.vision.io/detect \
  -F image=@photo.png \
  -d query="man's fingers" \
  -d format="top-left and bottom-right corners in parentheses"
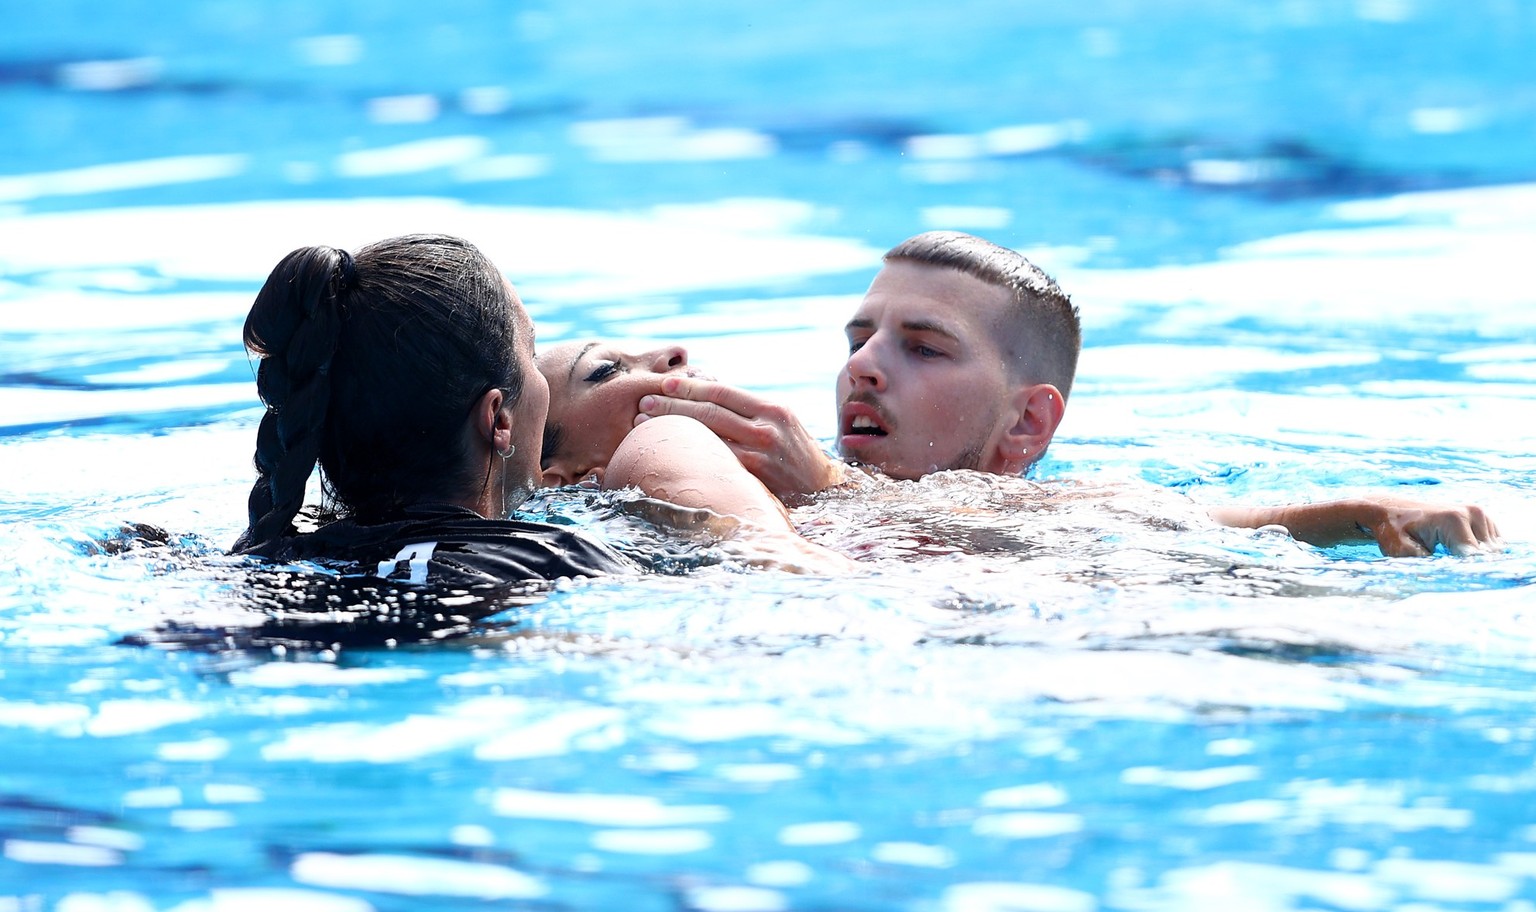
top-left (1437, 518), bottom-right (1481, 556)
top-left (655, 377), bottom-right (764, 417)
top-left (635, 394), bottom-right (751, 438)
top-left (1468, 506), bottom-right (1501, 546)
top-left (1415, 508), bottom-right (1498, 556)
top-left (1375, 523), bottom-right (1431, 558)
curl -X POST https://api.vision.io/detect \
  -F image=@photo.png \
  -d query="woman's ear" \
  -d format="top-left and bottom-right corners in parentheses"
top-left (472, 388), bottom-right (505, 447)
top-left (539, 463), bottom-right (602, 488)
top-left (997, 383), bottom-right (1065, 471)
top-left (471, 387), bottom-right (519, 459)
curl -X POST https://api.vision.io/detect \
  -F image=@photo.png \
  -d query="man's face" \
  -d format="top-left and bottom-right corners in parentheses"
top-left (835, 260), bottom-right (1016, 480)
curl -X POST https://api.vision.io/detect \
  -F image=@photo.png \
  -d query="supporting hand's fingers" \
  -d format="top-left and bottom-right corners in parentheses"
top-left (638, 379), bottom-right (842, 497)
top-left (1467, 505), bottom-right (1501, 547)
top-left (1380, 505), bottom-right (1498, 557)
top-left (655, 377), bottom-right (766, 418)
top-left (1431, 516), bottom-right (1481, 556)
top-left (637, 391), bottom-right (757, 439)
top-left (1373, 521), bottom-right (1432, 558)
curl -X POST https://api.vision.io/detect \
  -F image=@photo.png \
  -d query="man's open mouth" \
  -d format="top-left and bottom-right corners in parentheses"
top-left (840, 400), bottom-right (891, 439)
top-left (847, 415), bottom-right (887, 437)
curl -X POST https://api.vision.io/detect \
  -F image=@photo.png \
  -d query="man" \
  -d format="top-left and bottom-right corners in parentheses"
top-left (634, 231), bottom-right (1499, 557)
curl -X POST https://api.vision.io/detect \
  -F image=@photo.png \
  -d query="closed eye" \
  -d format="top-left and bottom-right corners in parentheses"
top-left (583, 360), bottom-right (623, 382)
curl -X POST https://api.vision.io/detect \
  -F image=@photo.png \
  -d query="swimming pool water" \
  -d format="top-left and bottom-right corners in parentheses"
top-left (3, 2), bottom-right (1536, 909)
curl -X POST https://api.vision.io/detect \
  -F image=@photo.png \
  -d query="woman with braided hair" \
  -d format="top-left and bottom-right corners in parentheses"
top-left (233, 234), bottom-right (635, 587)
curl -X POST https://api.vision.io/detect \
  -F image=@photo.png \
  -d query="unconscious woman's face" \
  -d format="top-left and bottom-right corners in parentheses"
top-left (537, 340), bottom-right (706, 486)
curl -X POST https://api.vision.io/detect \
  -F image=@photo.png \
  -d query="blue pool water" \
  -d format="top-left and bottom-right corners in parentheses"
top-left (4, 2), bottom-right (1536, 909)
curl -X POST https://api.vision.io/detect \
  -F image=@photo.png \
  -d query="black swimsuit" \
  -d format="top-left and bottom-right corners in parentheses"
top-left (209, 505), bottom-right (638, 646)
top-left (242, 503), bottom-right (637, 587)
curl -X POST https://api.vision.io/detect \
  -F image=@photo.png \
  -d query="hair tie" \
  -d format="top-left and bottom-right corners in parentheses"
top-left (333, 248), bottom-right (357, 296)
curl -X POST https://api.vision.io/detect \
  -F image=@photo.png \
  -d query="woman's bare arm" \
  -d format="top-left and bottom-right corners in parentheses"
top-left (606, 414), bottom-right (856, 573)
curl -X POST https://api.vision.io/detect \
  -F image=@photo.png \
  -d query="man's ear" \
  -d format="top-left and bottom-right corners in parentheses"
top-left (996, 383), bottom-right (1065, 473)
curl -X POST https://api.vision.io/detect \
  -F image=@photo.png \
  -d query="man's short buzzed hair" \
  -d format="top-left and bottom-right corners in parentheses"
top-left (884, 231), bottom-right (1082, 399)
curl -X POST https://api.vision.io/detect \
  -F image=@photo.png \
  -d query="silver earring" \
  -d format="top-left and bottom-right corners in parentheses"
top-left (496, 443), bottom-right (515, 459)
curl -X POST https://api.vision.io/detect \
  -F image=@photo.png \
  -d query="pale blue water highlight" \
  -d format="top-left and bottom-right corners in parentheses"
top-left (3, 2), bottom-right (1536, 910)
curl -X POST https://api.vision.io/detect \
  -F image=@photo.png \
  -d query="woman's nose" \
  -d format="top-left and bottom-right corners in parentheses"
top-left (645, 344), bottom-right (688, 372)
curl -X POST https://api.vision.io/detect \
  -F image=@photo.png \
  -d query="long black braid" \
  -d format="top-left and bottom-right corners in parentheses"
top-left (237, 247), bottom-right (349, 551)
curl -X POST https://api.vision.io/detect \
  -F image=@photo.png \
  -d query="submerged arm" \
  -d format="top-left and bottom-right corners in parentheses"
top-left (1209, 496), bottom-right (1500, 557)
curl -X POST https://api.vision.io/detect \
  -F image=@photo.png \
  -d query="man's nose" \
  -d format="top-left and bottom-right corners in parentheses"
top-left (645, 345), bottom-right (688, 372)
top-left (845, 343), bottom-right (886, 391)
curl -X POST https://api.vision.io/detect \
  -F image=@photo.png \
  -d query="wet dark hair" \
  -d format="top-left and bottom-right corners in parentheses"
top-left (884, 231), bottom-right (1081, 399)
top-left (236, 234), bottom-right (522, 552)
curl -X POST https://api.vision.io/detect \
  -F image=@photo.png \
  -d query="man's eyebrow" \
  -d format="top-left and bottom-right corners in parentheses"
top-left (567, 342), bottom-right (598, 382)
top-left (901, 319), bottom-right (960, 342)
top-left (845, 317), bottom-right (874, 333)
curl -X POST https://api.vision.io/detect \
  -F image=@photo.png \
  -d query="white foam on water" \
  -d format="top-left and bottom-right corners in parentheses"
top-left (290, 852), bottom-right (547, 899)
top-left (164, 889), bottom-right (374, 912)
top-left (588, 828), bottom-right (714, 854)
top-left (940, 881), bottom-right (1097, 912)
top-left (0, 700), bottom-right (92, 733)
top-left (203, 784), bottom-right (263, 804)
top-left (745, 860), bottom-right (815, 886)
top-left (156, 738), bottom-right (231, 762)
top-left (571, 118), bottom-right (776, 162)
top-left (1371, 858), bottom-right (1518, 903)
top-left (66, 827), bottom-right (144, 852)
top-left (85, 699), bottom-right (206, 737)
top-left (260, 715), bottom-right (487, 764)
top-left (0, 155), bottom-right (246, 203)
top-left (229, 663), bottom-right (427, 688)
top-left (473, 705), bottom-right (625, 760)
top-left (1119, 860), bottom-right (1392, 911)
top-left (683, 885), bottom-right (789, 912)
top-left (979, 783), bottom-right (1070, 809)
top-left (0, 197), bottom-right (880, 302)
top-left (3, 839), bottom-right (122, 867)
top-left (0, 384), bottom-right (256, 430)
top-left (491, 787), bottom-right (729, 826)
top-left (713, 762), bottom-right (802, 783)
top-left (1120, 765), bottom-right (1263, 790)
top-left (971, 812), bottom-right (1084, 840)
top-left (336, 137), bottom-right (486, 176)
top-left (870, 841), bottom-right (958, 868)
top-left (776, 821), bottom-right (861, 846)
top-left (1063, 183), bottom-right (1536, 337)
top-left (55, 891), bottom-right (156, 912)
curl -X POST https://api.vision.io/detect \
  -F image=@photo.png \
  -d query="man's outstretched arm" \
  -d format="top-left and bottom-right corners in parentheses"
top-left (1209, 496), bottom-right (1501, 557)
top-left (637, 376), bottom-right (847, 499)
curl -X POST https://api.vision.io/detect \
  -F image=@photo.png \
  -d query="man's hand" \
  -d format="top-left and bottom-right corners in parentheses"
top-left (1355, 496), bottom-right (1501, 557)
top-left (1210, 496), bottom-right (1502, 557)
top-left (637, 377), bottom-right (846, 499)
